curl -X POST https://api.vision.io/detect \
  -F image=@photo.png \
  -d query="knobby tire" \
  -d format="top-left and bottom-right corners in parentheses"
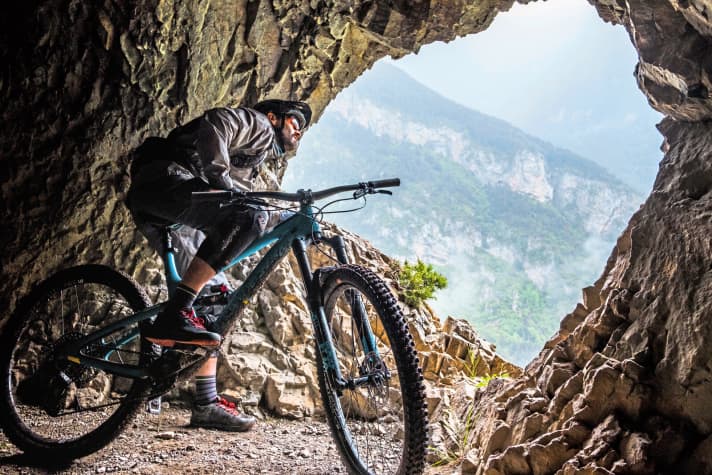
top-left (317, 264), bottom-right (428, 475)
top-left (0, 265), bottom-right (152, 461)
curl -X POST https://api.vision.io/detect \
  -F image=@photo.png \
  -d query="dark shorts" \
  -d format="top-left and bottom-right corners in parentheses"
top-left (127, 173), bottom-right (276, 271)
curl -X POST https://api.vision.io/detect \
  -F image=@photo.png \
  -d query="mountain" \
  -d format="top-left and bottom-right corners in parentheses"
top-left (283, 62), bottom-right (642, 365)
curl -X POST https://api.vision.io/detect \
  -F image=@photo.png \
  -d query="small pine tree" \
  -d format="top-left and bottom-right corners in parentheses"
top-left (398, 259), bottom-right (448, 307)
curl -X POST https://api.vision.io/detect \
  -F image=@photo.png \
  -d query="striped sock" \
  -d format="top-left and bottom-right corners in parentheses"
top-left (194, 375), bottom-right (218, 406)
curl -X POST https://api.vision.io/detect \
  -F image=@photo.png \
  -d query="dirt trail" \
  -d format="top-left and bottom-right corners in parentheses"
top-left (0, 405), bottom-right (348, 475)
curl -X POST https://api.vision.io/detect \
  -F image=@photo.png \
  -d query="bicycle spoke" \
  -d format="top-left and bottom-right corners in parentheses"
top-left (7, 278), bottom-right (147, 443)
top-left (330, 285), bottom-right (404, 473)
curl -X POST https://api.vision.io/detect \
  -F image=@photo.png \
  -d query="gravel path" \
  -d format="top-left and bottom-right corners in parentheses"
top-left (0, 405), bottom-right (351, 475)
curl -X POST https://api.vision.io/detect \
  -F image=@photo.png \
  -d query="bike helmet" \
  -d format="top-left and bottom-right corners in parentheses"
top-left (252, 99), bottom-right (312, 130)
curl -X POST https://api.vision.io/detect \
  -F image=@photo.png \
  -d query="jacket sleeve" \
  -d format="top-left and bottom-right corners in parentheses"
top-left (196, 109), bottom-right (238, 190)
top-left (195, 108), bottom-right (276, 190)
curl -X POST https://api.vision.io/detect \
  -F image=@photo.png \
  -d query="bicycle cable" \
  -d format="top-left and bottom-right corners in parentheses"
top-left (50, 191), bottom-right (378, 417)
top-left (222, 189), bottom-right (372, 266)
top-left (316, 195), bottom-right (368, 216)
top-left (309, 195), bottom-right (369, 265)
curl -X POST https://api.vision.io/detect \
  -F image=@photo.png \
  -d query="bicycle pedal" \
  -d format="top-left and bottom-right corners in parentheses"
top-left (146, 396), bottom-right (162, 415)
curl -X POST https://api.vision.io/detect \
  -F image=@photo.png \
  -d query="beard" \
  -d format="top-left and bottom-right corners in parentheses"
top-left (280, 126), bottom-right (300, 152)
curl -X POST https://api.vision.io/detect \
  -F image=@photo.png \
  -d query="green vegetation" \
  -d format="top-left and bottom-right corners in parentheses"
top-left (464, 350), bottom-right (511, 388)
top-left (433, 250), bottom-right (561, 364)
top-left (430, 402), bottom-right (479, 467)
top-left (431, 351), bottom-right (510, 467)
top-left (398, 259), bottom-right (448, 307)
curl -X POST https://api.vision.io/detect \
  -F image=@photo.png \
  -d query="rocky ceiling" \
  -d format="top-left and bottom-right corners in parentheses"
top-left (1, 0), bottom-right (711, 472)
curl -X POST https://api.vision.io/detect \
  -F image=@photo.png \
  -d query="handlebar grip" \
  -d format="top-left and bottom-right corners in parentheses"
top-left (191, 190), bottom-right (235, 202)
top-left (369, 178), bottom-right (400, 188)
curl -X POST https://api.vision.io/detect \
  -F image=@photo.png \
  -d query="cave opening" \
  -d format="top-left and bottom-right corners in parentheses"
top-left (1, 0), bottom-right (712, 472)
top-left (282, 0), bottom-right (664, 366)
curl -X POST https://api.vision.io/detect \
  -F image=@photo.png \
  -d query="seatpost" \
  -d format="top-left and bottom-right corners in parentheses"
top-left (162, 227), bottom-right (182, 297)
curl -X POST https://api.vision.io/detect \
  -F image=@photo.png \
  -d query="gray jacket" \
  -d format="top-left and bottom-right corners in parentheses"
top-left (168, 107), bottom-right (284, 190)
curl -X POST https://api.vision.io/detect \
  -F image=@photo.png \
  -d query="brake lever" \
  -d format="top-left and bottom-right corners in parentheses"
top-left (354, 186), bottom-right (392, 199)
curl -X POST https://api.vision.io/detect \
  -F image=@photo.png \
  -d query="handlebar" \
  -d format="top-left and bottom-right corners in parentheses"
top-left (368, 178), bottom-right (401, 189)
top-left (191, 178), bottom-right (401, 204)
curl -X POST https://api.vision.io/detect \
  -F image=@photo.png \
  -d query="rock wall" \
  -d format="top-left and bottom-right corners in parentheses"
top-left (0, 0), bottom-right (518, 317)
top-left (591, 0), bottom-right (712, 122)
top-left (450, 118), bottom-right (712, 474)
top-left (2, 0), bottom-right (712, 473)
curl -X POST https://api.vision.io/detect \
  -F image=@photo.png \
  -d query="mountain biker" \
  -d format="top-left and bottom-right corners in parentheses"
top-left (126, 99), bottom-right (311, 432)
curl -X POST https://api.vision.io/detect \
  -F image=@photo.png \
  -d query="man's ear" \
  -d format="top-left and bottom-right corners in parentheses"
top-left (266, 111), bottom-right (280, 127)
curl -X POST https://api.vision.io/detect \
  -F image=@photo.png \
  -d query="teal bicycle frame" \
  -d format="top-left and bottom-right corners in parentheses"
top-left (57, 199), bottom-right (380, 392)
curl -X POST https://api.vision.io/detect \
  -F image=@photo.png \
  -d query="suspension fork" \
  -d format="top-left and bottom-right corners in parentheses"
top-left (292, 237), bottom-right (346, 386)
top-left (293, 234), bottom-right (381, 390)
top-left (321, 235), bottom-right (380, 357)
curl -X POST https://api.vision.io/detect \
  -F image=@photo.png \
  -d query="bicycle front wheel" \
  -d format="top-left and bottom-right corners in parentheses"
top-left (318, 264), bottom-right (428, 475)
top-left (0, 265), bottom-right (153, 461)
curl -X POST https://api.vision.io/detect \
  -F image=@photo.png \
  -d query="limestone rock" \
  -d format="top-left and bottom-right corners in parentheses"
top-left (264, 372), bottom-right (316, 419)
top-left (3, 1), bottom-right (712, 473)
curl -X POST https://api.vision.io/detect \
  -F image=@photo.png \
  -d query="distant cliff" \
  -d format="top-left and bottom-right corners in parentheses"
top-left (284, 63), bottom-right (643, 364)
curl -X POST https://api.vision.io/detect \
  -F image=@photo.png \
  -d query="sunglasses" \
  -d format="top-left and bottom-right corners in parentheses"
top-left (285, 113), bottom-right (307, 131)
top-left (285, 115), bottom-right (302, 131)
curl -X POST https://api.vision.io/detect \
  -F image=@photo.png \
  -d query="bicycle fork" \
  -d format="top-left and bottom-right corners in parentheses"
top-left (292, 234), bottom-right (383, 394)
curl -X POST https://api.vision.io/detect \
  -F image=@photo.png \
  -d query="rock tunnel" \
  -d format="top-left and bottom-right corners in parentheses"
top-left (1, 0), bottom-right (712, 472)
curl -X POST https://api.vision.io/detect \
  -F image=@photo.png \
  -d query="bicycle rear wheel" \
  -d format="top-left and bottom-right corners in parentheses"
top-left (317, 264), bottom-right (428, 475)
top-left (0, 265), bottom-right (153, 461)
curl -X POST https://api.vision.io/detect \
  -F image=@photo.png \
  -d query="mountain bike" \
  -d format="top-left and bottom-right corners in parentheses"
top-left (0, 178), bottom-right (428, 475)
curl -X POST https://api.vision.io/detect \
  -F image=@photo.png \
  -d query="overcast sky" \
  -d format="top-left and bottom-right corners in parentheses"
top-left (381, 0), bottom-right (664, 192)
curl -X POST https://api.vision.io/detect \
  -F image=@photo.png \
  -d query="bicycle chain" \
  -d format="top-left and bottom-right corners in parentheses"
top-left (50, 347), bottom-right (206, 416)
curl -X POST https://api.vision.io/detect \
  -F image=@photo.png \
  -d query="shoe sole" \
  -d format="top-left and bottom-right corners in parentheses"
top-left (145, 337), bottom-right (221, 348)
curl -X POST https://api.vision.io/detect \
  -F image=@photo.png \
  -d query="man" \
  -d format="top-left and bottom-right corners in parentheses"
top-left (127, 99), bottom-right (311, 432)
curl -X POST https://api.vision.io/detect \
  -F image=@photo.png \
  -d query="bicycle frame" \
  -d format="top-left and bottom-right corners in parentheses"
top-left (59, 201), bottom-right (380, 391)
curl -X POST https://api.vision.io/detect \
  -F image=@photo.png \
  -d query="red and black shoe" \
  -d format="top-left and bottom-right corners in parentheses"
top-left (190, 396), bottom-right (257, 432)
top-left (143, 308), bottom-right (221, 347)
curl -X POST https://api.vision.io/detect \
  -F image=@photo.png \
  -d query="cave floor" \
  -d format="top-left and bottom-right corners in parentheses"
top-left (0, 406), bottom-right (347, 475)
